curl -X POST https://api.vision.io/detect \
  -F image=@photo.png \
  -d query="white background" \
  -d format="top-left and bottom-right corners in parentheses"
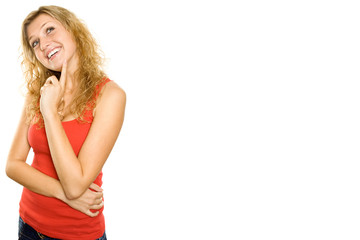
top-left (0, 0), bottom-right (360, 239)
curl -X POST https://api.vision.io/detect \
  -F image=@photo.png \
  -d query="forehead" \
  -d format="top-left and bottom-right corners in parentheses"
top-left (27, 14), bottom-right (61, 40)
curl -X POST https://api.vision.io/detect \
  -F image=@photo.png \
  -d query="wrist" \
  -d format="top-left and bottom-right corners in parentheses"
top-left (56, 188), bottom-right (69, 204)
top-left (53, 181), bottom-right (68, 202)
top-left (42, 110), bottom-right (60, 123)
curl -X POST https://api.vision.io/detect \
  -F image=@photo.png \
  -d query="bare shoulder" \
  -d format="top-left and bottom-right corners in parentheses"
top-left (95, 80), bottom-right (126, 116)
top-left (103, 80), bottom-right (126, 98)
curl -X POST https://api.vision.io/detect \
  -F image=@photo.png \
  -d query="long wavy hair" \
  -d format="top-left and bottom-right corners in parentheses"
top-left (21, 5), bottom-right (106, 125)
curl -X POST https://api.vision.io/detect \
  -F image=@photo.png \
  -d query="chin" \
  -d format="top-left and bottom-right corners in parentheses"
top-left (44, 63), bottom-right (61, 72)
top-left (53, 66), bottom-right (62, 72)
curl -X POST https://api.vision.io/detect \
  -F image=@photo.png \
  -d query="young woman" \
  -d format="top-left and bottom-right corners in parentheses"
top-left (6, 5), bottom-right (126, 240)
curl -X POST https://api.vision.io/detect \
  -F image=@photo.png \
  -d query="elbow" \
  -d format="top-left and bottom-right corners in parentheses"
top-left (6, 157), bottom-right (27, 180)
top-left (64, 190), bottom-right (81, 200)
top-left (63, 186), bottom-right (85, 200)
top-left (5, 161), bottom-right (15, 179)
top-left (61, 176), bottom-right (89, 200)
top-left (5, 162), bottom-right (10, 178)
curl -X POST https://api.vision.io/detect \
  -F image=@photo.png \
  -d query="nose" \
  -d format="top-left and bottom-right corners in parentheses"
top-left (39, 37), bottom-right (50, 51)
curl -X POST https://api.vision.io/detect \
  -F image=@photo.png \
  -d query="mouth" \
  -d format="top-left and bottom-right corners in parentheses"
top-left (47, 47), bottom-right (61, 61)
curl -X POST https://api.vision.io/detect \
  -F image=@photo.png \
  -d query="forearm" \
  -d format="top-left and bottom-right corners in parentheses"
top-left (6, 160), bottom-right (66, 201)
top-left (41, 81), bottom-right (126, 199)
top-left (6, 160), bottom-right (103, 217)
top-left (43, 113), bottom-right (87, 199)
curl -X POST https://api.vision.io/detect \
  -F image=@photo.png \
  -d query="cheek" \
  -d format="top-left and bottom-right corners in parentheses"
top-left (34, 51), bottom-right (43, 61)
top-left (64, 35), bottom-right (77, 53)
top-left (34, 50), bottom-right (49, 67)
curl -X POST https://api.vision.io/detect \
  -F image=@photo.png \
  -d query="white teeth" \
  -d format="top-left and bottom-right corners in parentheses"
top-left (48, 48), bottom-right (60, 59)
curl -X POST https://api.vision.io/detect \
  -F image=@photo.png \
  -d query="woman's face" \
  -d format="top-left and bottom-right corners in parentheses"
top-left (27, 14), bottom-right (78, 72)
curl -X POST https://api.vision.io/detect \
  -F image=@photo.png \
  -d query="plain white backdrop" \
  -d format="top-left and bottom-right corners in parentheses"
top-left (1, 0), bottom-right (360, 239)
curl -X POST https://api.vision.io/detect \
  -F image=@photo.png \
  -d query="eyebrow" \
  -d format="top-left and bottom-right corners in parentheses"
top-left (28, 21), bottom-right (51, 43)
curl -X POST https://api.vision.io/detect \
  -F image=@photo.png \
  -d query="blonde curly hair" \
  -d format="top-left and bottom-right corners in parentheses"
top-left (21, 5), bottom-right (106, 125)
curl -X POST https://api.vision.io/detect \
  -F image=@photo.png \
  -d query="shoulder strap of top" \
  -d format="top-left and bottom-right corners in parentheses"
top-left (94, 78), bottom-right (111, 100)
top-left (81, 78), bottom-right (112, 122)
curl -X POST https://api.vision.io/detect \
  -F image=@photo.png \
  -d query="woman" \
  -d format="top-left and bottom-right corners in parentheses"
top-left (6, 5), bottom-right (126, 240)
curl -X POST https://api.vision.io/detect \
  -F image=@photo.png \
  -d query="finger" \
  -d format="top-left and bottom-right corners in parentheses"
top-left (88, 191), bottom-right (103, 203)
top-left (60, 60), bottom-right (67, 88)
top-left (93, 197), bottom-right (103, 205)
top-left (93, 191), bottom-right (103, 200)
top-left (40, 81), bottom-right (52, 94)
top-left (43, 76), bottom-right (58, 88)
top-left (89, 183), bottom-right (103, 192)
top-left (90, 201), bottom-right (104, 210)
top-left (86, 209), bottom-right (99, 218)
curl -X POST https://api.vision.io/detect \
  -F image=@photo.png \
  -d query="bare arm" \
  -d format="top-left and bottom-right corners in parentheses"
top-left (6, 96), bottom-right (103, 217)
top-left (6, 96), bottom-right (65, 199)
top-left (41, 78), bottom-right (126, 199)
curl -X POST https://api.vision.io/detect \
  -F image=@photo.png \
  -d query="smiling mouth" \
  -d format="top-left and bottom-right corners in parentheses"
top-left (47, 48), bottom-right (61, 61)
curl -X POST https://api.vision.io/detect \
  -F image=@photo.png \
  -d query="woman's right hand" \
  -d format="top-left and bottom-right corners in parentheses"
top-left (63, 183), bottom-right (104, 217)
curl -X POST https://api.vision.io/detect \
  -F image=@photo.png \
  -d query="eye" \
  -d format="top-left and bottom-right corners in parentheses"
top-left (29, 27), bottom-right (55, 48)
top-left (46, 27), bottom-right (55, 34)
top-left (31, 40), bottom-right (39, 48)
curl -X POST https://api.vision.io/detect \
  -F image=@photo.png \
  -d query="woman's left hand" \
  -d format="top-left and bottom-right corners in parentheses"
top-left (63, 183), bottom-right (104, 217)
top-left (40, 61), bottom-right (67, 119)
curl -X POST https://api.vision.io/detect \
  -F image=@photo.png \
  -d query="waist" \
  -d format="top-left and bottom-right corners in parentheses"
top-left (19, 187), bottom-right (105, 239)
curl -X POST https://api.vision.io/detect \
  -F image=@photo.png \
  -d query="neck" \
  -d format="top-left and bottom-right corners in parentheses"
top-left (63, 55), bottom-right (79, 93)
top-left (65, 78), bottom-right (77, 94)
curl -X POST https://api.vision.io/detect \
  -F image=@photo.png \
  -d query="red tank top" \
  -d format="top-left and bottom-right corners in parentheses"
top-left (19, 79), bottom-right (111, 240)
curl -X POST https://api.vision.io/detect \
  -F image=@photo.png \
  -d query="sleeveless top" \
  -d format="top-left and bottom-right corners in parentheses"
top-left (19, 78), bottom-right (111, 240)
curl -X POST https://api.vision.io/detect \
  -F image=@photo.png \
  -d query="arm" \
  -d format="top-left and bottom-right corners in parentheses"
top-left (6, 96), bottom-right (103, 217)
top-left (6, 96), bottom-right (65, 199)
top-left (41, 80), bottom-right (126, 199)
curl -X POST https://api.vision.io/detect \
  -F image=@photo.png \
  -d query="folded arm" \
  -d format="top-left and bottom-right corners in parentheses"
top-left (6, 96), bottom-right (103, 217)
top-left (42, 81), bottom-right (126, 199)
top-left (6, 96), bottom-right (64, 199)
